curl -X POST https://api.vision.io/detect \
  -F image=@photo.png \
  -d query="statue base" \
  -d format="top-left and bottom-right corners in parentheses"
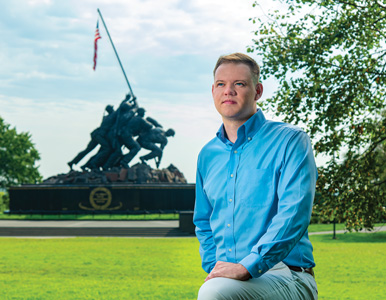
top-left (8, 164), bottom-right (194, 214)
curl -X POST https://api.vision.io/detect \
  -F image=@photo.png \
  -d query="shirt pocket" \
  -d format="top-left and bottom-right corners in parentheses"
top-left (236, 168), bottom-right (274, 208)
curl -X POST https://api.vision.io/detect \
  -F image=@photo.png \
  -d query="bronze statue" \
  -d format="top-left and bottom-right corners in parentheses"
top-left (68, 94), bottom-right (175, 172)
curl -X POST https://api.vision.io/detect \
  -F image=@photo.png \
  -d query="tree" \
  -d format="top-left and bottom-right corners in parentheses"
top-left (0, 116), bottom-right (42, 189)
top-left (374, 112), bottom-right (386, 195)
top-left (248, 0), bottom-right (386, 230)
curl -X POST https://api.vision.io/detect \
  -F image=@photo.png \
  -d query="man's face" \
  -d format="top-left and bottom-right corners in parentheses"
top-left (212, 63), bottom-right (263, 124)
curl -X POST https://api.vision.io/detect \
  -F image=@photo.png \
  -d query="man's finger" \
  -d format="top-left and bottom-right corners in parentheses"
top-left (205, 272), bottom-right (215, 282)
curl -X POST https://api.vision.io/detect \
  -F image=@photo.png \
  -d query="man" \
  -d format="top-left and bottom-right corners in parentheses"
top-left (194, 53), bottom-right (318, 299)
top-left (137, 128), bottom-right (175, 168)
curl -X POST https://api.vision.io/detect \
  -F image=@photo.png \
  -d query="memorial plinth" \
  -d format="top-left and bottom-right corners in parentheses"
top-left (8, 183), bottom-right (195, 214)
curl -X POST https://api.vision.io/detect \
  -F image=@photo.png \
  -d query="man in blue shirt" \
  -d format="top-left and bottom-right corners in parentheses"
top-left (194, 53), bottom-right (318, 299)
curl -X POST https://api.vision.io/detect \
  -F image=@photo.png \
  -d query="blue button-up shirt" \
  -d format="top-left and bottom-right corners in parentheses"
top-left (193, 109), bottom-right (317, 278)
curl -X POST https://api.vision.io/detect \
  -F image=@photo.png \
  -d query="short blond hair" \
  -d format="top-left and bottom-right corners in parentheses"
top-left (213, 53), bottom-right (260, 84)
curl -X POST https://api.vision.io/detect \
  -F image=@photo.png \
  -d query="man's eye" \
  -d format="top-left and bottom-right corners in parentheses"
top-left (217, 83), bottom-right (225, 87)
top-left (235, 82), bottom-right (245, 86)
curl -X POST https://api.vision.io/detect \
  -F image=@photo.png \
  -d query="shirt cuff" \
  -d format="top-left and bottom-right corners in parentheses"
top-left (239, 253), bottom-right (270, 278)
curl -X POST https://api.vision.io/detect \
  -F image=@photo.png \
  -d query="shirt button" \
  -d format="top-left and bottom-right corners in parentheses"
top-left (258, 270), bottom-right (262, 273)
top-left (229, 199), bottom-right (233, 202)
top-left (230, 174), bottom-right (234, 177)
top-left (248, 137), bottom-right (252, 141)
top-left (234, 150), bottom-right (238, 154)
top-left (228, 249), bottom-right (232, 252)
top-left (227, 224), bottom-right (231, 227)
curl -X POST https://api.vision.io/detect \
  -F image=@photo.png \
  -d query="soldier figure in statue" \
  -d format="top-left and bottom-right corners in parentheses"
top-left (82, 95), bottom-right (137, 170)
top-left (68, 93), bottom-right (135, 171)
top-left (67, 104), bottom-right (115, 170)
top-left (90, 97), bottom-right (138, 170)
top-left (137, 128), bottom-right (175, 168)
top-left (112, 107), bottom-right (154, 168)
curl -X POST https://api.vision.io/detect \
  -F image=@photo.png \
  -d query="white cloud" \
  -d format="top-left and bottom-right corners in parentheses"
top-left (27, 0), bottom-right (52, 5)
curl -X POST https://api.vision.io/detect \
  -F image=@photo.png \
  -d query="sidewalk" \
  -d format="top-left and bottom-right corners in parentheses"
top-left (0, 220), bottom-right (187, 237)
top-left (0, 220), bottom-right (179, 228)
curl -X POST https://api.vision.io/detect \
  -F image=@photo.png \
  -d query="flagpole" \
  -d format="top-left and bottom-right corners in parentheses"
top-left (97, 8), bottom-right (134, 96)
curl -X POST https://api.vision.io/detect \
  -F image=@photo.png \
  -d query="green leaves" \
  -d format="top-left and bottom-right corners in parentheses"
top-left (249, 0), bottom-right (386, 230)
top-left (0, 116), bottom-right (42, 189)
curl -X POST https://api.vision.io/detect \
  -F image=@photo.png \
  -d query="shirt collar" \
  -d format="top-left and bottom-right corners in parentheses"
top-left (216, 109), bottom-right (266, 146)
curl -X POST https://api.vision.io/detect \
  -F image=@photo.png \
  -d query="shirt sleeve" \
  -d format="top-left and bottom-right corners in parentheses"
top-left (193, 163), bottom-right (217, 274)
top-left (239, 131), bottom-right (317, 278)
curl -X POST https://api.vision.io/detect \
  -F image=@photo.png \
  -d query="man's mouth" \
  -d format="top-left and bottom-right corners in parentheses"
top-left (222, 99), bottom-right (237, 104)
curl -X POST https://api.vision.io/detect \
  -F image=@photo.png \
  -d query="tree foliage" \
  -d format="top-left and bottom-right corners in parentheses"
top-left (0, 116), bottom-right (42, 189)
top-left (249, 0), bottom-right (386, 230)
top-left (374, 111), bottom-right (386, 195)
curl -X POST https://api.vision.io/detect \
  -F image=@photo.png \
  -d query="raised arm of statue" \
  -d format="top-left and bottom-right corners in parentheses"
top-left (146, 117), bottom-right (163, 128)
top-left (120, 93), bottom-right (137, 106)
top-left (130, 96), bottom-right (137, 107)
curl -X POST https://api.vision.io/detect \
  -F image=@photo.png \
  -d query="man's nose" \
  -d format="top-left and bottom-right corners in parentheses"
top-left (224, 85), bottom-right (236, 96)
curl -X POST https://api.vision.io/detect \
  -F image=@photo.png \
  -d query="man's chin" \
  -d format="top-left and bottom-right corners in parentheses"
top-left (220, 111), bottom-right (255, 123)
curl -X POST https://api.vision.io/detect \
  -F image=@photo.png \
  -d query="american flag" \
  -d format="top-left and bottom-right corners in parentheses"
top-left (93, 20), bottom-right (101, 70)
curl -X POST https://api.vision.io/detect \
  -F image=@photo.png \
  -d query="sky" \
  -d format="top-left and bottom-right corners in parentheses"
top-left (0, 0), bottom-right (283, 183)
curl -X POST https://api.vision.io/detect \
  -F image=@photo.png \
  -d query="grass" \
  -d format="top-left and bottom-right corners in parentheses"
top-left (0, 237), bottom-right (206, 300)
top-left (0, 233), bottom-right (384, 299)
top-left (308, 223), bottom-right (346, 232)
top-left (0, 191), bottom-right (6, 212)
top-left (311, 233), bottom-right (386, 300)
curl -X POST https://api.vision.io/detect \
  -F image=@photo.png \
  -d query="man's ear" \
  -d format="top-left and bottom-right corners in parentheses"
top-left (255, 83), bottom-right (263, 101)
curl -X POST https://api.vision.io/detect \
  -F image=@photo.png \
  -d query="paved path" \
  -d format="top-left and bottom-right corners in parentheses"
top-left (0, 220), bottom-right (384, 238)
top-left (0, 220), bottom-right (187, 237)
top-left (0, 220), bottom-right (179, 228)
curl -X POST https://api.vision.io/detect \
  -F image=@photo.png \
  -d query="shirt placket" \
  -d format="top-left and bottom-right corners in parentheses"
top-left (224, 145), bottom-right (241, 262)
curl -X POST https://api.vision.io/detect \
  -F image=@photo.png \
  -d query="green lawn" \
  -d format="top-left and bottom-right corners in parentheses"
top-left (310, 233), bottom-right (386, 300)
top-left (0, 238), bottom-right (206, 300)
top-left (0, 233), bottom-right (385, 299)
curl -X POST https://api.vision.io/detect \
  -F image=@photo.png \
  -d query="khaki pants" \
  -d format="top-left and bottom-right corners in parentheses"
top-left (197, 262), bottom-right (318, 300)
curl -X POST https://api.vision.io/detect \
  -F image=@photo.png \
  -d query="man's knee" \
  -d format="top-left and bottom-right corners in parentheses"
top-left (197, 278), bottom-right (239, 300)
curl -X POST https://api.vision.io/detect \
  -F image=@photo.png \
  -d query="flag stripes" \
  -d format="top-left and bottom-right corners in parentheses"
top-left (93, 20), bottom-right (101, 70)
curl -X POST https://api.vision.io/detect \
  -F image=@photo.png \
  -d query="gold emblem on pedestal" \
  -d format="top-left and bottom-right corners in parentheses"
top-left (89, 187), bottom-right (112, 209)
top-left (78, 186), bottom-right (122, 211)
